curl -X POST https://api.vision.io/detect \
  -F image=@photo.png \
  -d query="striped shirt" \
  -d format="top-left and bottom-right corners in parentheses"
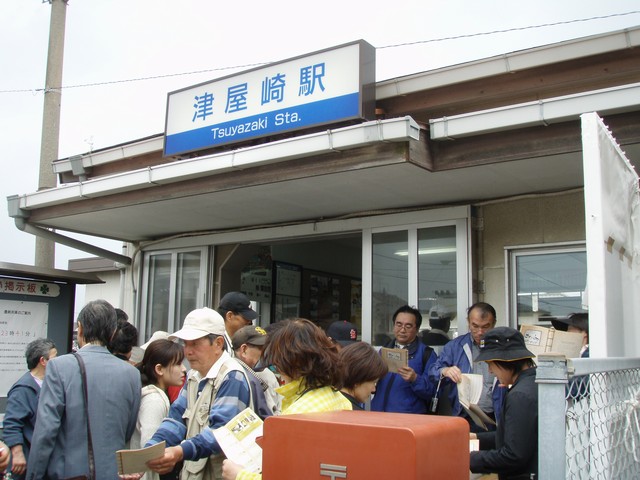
top-left (146, 352), bottom-right (250, 460)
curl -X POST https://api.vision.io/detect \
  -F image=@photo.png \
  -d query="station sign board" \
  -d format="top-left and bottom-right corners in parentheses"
top-left (164, 40), bottom-right (375, 157)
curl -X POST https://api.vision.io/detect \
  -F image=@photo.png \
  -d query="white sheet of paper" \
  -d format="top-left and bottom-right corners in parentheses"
top-left (459, 374), bottom-right (483, 406)
top-left (213, 408), bottom-right (264, 473)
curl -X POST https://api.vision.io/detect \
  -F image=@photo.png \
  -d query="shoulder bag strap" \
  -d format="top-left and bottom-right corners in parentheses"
top-left (73, 352), bottom-right (96, 480)
top-left (462, 342), bottom-right (473, 372)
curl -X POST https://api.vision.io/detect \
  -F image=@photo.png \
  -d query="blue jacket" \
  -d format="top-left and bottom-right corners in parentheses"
top-left (429, 333), bottom-right (505, 419)
top-left (3, 371), bottom-right (40, 479)
top-left (371, 338), bottom-right (437, 414)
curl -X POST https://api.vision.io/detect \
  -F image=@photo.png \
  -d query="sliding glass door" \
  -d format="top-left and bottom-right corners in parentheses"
top-left (366, 219), bottom-right (470, 345)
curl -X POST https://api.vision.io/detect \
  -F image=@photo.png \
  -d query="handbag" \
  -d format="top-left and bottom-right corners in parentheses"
top-left (64, 353), bottom-right (96, 480)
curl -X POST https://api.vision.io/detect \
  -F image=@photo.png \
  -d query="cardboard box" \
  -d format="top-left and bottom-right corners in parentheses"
top-left (261, 410), bottom-right (469, 479)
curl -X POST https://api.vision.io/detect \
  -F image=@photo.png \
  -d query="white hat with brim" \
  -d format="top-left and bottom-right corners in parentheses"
top-left (141, 330), bottom-right (171, 350)
top-left (169, 307), bottom-right (226, 341)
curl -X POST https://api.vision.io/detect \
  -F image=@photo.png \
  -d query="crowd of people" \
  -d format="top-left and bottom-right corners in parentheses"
top-left (0, 292), bottom-right (567, 480)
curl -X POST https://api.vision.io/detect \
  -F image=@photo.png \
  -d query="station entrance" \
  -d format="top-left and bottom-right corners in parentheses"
top-left (217, 233), bottom-right (362, 333)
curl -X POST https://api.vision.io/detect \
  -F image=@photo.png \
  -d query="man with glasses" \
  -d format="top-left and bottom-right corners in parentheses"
top-left (371, 305), bottom-right (437, 413)
top-left (429, 302), bottom-right (504, 431)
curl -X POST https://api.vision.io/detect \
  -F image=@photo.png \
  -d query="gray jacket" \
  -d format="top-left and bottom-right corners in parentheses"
top-left (27, 345), bottom-right (141, 480)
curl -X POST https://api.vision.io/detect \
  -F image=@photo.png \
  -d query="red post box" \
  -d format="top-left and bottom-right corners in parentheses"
top-left (261, 410), bottom-right (470, 479)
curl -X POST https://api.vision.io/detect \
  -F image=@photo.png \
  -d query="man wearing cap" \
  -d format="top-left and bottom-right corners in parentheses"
top-left (470, 326), bottom-right (538, 479)
top-left (232, 325), bottom-right (281, 418)
top-left (422, 310), bottom-right (451, 355)
top-left (429, 302), bottom-right (504, 427)
top-left (326, 320), bottom-right (359, 349)
top-left (217, 292), bottom-right (258, 355)
top-left (146, 307), bottom-right (251, 480)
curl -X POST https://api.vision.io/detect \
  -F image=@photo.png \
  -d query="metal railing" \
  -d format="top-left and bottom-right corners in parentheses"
top-left (537, 354), bottom-right (640, 479)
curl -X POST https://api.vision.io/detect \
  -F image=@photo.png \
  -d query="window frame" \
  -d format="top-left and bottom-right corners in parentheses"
top-left (505, 241), bottom-right (587, 328)
top-left (139, 246), bottom-right (210, 341)
top-left (363, 217), bottom-right (471, 344)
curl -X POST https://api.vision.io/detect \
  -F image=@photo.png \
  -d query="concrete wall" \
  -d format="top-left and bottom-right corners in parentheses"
top-left (478, 190), bottom-right (585, 325)
top-left (69, 257), bottom-right (125, 319)
top-left (83, 270), bottom-right (122, 307)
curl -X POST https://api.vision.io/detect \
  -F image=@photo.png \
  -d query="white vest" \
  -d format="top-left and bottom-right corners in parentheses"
top-left (181, 357), bottom-right (251, 480)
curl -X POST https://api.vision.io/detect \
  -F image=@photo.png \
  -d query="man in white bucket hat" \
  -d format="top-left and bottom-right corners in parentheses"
top-left (146, 308), bottom-right (252, 480)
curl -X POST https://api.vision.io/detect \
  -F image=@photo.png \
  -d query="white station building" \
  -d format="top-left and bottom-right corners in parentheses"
top-left (8, 27), bottom-right (640, 356)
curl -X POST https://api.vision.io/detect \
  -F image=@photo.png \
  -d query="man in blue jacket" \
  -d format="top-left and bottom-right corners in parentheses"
top-left (371, 305), bottom-right (437, 413)
top-left (3, 338), bottom-right (57, 479)
top-left (429, 302), bottom-right (504, 430)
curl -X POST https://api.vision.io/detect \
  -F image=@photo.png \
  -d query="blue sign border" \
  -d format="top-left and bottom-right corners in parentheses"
top-left (165, 93), bottom-right (360, 156)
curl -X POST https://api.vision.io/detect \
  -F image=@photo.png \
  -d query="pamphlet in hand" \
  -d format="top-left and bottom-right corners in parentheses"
top-left (458, 374), bottom-right (495, 431)
top-left (116, 441), bottom-right (165, 475)
top-left (380, 347), bottom-right (408, 373)
top-left (213, 408), bottom-right (264, 473)
top-left (520, 324), bottom-right (583, 360)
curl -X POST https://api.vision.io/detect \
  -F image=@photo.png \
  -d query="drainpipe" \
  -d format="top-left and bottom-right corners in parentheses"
top-left (116, 259), bottom-right (127, 309)
top-left (14, 217), bottom-right (131, 266)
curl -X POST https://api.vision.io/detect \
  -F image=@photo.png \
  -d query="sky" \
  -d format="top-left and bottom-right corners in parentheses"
top-left (1, 0), bottom-right (639, 272)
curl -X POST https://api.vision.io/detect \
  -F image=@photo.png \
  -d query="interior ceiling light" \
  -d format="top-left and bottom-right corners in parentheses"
top-left (394, 247), bottom-right (456, 256)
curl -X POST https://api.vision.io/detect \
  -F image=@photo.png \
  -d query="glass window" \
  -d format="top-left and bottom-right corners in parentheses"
top-left (175, 251), bottom-right (203, 325)
top-left (370, 224), bottom-right (464, 345)
top-left (418, 226), bottom-right (457, 335)
top-left (147, 253), bottom-right (171, 336)
top-left (141, 247), bottom-right (208, 341)
top-left (509, 245), bottom-right (587, 327)
top-left (372, 230), bottom-right (408, 345)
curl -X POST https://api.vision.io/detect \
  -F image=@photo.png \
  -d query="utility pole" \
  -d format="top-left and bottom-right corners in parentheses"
top-left (36, 0), bottom-right (67, 268)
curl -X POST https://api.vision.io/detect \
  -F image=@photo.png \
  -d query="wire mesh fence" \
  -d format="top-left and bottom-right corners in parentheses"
top-left (538, 355), bottom-right (640, 480)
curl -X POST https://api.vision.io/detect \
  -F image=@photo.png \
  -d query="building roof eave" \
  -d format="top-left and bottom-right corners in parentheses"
top-left (0, 261), bottom-right (106, 285)
top-left (376, 25), bottom-right (640, 99)
top-left (10, 116), bottom-right (420, 213)
top-left (429, 82), bottom-right (640, 140)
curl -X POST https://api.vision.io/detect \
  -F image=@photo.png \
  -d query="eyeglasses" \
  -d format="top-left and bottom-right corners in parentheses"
top-left (394, 322), bottom-right (416, 331)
